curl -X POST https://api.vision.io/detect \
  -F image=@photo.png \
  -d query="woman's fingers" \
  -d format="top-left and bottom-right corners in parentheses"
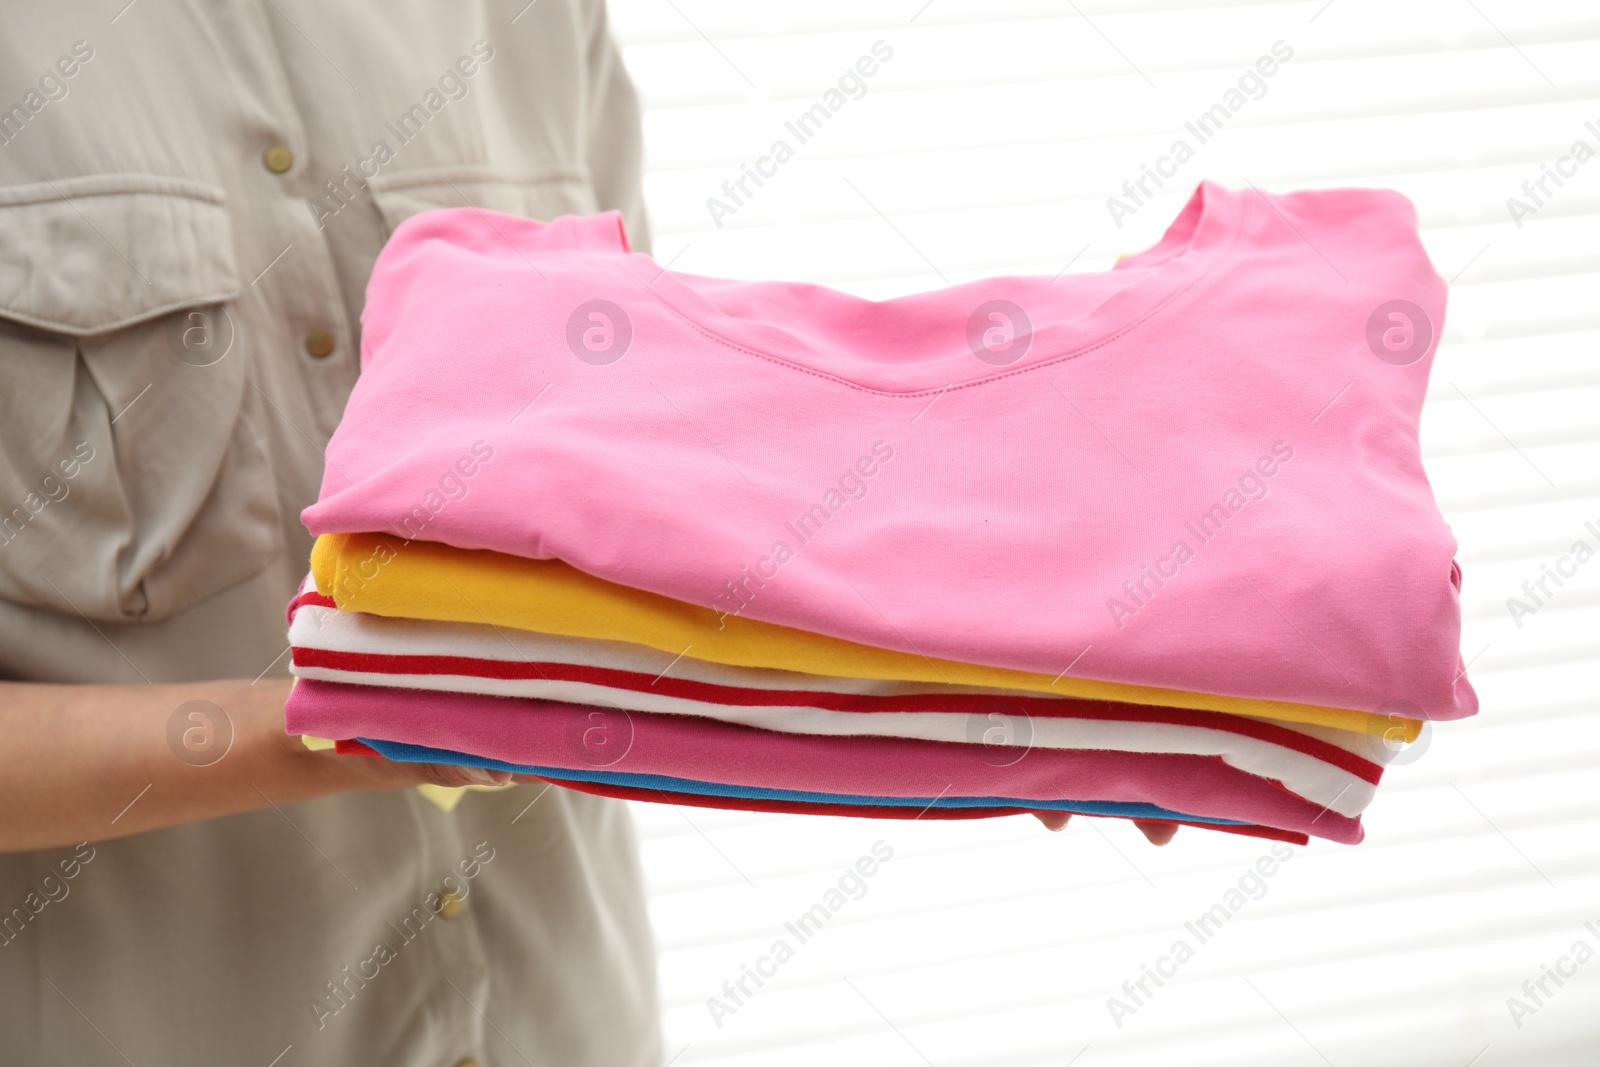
top-left (1032, 811), bottom-right (1179, 845)
top-left (335, 752), bottom-right (514, 790)
top-left (417, 763), bottom-right (513, 788)
top-left (1133, 819), bottom-right (1178, 846)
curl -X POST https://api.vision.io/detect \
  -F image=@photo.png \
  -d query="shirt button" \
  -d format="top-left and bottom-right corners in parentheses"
top-left (438, 890), bottom-right (465, 919)
top-left (303, 329), bottom-right (336, 359)
top-left (453, 1059), bottom-right (477, 1067)
top-left (262, 144), bottom-right (295, 173)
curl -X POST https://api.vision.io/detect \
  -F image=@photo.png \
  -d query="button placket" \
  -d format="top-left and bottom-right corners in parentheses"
top-left (234, 0), bottom-right (358, 439)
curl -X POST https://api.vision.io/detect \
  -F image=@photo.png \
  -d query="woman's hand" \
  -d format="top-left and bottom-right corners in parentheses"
top-left (0, 677), bottom-right (511, 854)
top-left (1033, 811), bottom-right (1179, 845)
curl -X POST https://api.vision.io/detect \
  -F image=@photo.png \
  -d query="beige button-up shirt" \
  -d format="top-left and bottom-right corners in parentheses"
top-left (0, 3), bottom-right (661, 1064)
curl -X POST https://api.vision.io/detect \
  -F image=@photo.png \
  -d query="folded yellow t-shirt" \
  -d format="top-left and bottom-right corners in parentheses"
top-left (310, 532), bottom-right (1418, 741)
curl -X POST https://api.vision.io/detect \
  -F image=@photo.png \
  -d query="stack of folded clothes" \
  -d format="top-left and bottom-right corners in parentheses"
top-left (286, 180), bottom-right (1477, 845)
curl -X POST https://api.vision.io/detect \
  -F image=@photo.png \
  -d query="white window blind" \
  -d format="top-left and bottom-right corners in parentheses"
top-left (608, 2), bottom-right (1600, 1063)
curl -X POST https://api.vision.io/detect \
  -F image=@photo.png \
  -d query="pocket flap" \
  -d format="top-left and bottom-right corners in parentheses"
top-left (0, 173), bottom-right (239, 337)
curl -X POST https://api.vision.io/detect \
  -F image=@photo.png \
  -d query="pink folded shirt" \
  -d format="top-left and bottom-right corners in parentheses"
top-left (287, 583), bottom-right (1387, 816)
top-left (301, 181), bottom-right (1472, 723)
top-left (331, 739), bottom-right (1311, 845)
top-left (285, 679), bottom-right (1365, 844)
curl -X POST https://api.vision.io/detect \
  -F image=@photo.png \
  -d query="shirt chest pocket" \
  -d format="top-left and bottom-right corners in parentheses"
top-left (0, 173), bottom-right (282, 623)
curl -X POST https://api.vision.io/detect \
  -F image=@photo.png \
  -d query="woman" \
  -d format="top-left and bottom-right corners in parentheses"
top-left (0, 3), bottom-right (659, 1063)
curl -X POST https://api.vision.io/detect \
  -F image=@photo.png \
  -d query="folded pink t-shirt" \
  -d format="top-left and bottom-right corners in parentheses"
top-left (302, 181), bottom-right (1471, 721)
top-left (286, 679), bottom-right (1364, 843)
top-left (329, 739), bottom-right (1310, 844)
top-left (331, 738), bottom-right (1310, 845)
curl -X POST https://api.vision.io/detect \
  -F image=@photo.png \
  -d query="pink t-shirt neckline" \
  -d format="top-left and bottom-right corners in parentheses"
top-left (625, 181), bottom-right (1244, 395)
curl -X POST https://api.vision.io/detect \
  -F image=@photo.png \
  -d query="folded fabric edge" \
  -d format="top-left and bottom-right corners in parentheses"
top-left (293, 566), bottom-right (1424, 743)
top-left (541, 773), bottom-right (1314, 846)
top-left (341, 735), bottom-right (1310, 844)
top-left (352, 734), bottom-right (1345, 843)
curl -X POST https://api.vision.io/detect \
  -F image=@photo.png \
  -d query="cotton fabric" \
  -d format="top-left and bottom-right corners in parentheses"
top-left (286, 679), bottom-right (1367, 844)
top-left (302, 182), bottom-right (1473, 723)
top-left (333, 738), bottom-right (1311, 844)
top-left (289, 588), bottom-right (1387, 815)
top-left (308, 533), bottom-right (1420, 740)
